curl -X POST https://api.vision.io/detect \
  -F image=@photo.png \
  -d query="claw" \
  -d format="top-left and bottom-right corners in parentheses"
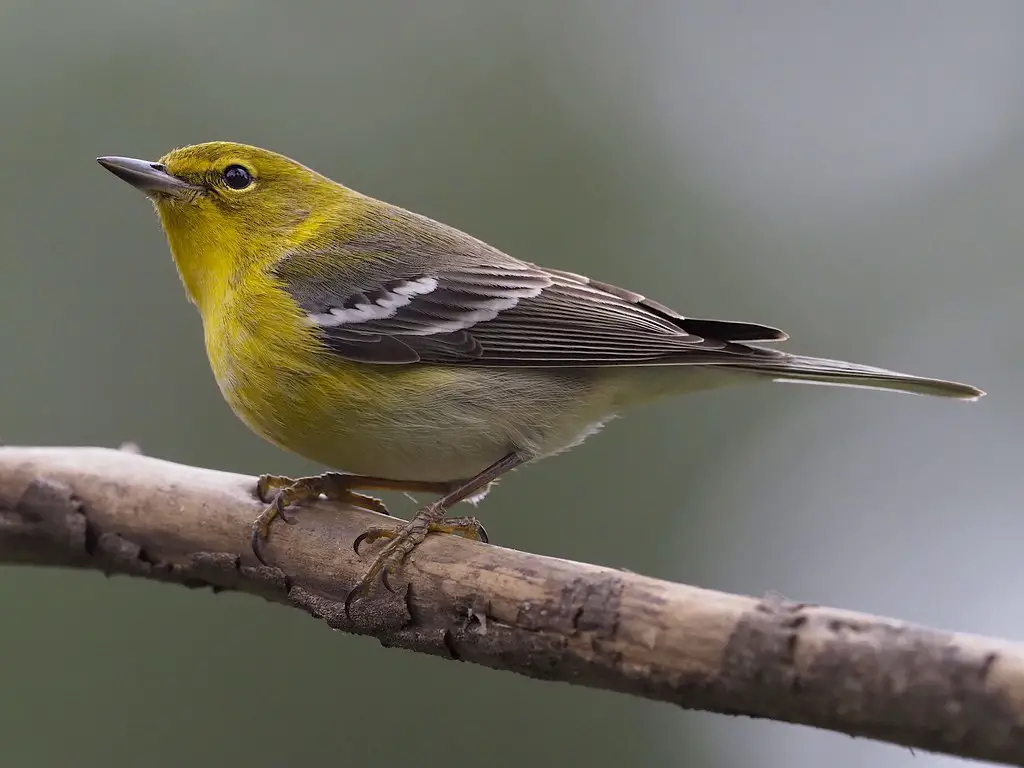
top-left (437, 516), bottom-right (488, 543)
top-left (255, 478), bottom-right (271, 504)
top-left (381, 565), bottom-right (397, 593)
top-left (343, 562), bottom-right (384, 619)
top-left (352, 526), bottom-right (396, 554)
top-left (343, 589), bottom-right (357, 619)
top-left (275, 496), bottom-right (298, 525)
top-left (251, 526), bottom-right (268, 566)
top-left (352, 530), bottom-right (371, 555)
top-left (250, 500), bottom-right (280, 566)
top-left (350, 548), bottom-right (404, 598)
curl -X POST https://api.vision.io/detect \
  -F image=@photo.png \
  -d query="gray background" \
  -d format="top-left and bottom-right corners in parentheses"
top-left (1, 2), bottom-right (1020, 766)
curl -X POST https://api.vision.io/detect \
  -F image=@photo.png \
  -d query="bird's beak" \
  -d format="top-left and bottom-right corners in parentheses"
top-left (96, 156), bottom-right (200, 199)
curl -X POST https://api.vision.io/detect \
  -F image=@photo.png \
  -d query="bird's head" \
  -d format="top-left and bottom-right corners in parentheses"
top-left (98, 141), bottom-right (347, 308)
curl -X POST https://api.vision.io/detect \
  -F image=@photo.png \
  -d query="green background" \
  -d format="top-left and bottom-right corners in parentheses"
top-left (1, 2), bottom-right (1021, 767)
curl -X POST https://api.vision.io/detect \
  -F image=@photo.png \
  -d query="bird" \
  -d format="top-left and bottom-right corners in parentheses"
top-left (96, 142), bottom-right (984, 606)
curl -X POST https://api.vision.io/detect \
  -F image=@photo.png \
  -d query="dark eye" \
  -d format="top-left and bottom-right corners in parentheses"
top-left (223, 165), bottom-right (252, 190)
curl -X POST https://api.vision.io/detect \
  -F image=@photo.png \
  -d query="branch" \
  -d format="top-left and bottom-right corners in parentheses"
top-left (1, 447), bottom-right (1022, 765)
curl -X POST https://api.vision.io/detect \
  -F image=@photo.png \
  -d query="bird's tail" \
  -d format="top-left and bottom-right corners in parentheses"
top-left (731, 354), bottom-right (984, 401)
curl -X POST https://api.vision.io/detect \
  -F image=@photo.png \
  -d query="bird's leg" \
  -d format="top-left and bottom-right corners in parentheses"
top-left (250, 472), bottom-right (458, 565)
top-left (346, 452), bottom-right (525, 608)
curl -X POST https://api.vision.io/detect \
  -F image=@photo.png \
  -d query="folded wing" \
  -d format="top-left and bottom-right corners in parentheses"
top-left (274, 249), bottom-right (787, 366)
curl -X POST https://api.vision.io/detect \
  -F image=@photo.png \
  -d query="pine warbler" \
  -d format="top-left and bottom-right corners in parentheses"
top-left (97, 142), bottom-right (983, 605)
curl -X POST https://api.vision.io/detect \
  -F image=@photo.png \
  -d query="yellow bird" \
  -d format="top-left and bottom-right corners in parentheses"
top-left (97, 142), bottom-right (983, 603)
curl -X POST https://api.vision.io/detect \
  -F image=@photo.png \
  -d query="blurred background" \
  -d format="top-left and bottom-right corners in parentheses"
top-left (0, 1), bottom-right (1021, 766)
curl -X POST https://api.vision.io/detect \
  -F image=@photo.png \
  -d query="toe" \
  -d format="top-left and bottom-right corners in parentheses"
top-left (275, 499), bottom-right (298, 525)
top-left (353, 526), bottom-right (396, 554)
top-left (255, 474), bottom-right (291, 503)
top-left (354, 528), bottom-right (397, 557)
top-left (429, 516), bottom-right (489, 543)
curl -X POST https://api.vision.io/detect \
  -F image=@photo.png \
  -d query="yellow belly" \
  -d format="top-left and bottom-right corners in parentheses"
top-left (205, 307), bottom-right (619, 481)
top-left (198, 281), bottom-right (732, 483)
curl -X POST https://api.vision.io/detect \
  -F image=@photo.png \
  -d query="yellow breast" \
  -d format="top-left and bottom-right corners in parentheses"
top-left (194, 259), bottom-right (623, 483)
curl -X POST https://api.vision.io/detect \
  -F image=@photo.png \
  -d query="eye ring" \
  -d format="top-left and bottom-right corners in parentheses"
top-left (223, 164), bottom-right (253, 190)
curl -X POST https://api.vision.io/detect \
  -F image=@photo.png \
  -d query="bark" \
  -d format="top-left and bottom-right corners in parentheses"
top-left (1, 446), bottom-right (1022, 766)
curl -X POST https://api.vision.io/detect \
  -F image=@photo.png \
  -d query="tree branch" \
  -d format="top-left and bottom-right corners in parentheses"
top-left (1, 446), bottom-right (1022, 765)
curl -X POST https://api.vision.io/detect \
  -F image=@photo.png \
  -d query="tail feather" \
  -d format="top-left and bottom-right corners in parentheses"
top-left (733, 354), bottom-right (984, 401)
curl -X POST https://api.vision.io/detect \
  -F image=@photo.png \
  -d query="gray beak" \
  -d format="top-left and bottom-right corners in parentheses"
top-left (96, 156), bottom-right (200, 198)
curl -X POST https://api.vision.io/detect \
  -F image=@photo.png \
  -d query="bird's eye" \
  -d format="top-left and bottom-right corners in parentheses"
top-left (223, 165), bottom-right (253, 190)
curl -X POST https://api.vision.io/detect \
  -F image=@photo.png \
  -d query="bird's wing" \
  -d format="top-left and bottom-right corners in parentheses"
top-left (272, 242), bottom-right (788, 367)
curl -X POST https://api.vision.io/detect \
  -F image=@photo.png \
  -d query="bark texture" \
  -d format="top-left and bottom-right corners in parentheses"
top-left (1, 446), bottom-right (1022, 765)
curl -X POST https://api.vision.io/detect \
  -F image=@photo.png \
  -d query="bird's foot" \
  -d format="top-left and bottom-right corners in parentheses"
top-left (251, 472), bottom-right (391, 565)
top-left (345, 506), bottom-right (487, 613)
